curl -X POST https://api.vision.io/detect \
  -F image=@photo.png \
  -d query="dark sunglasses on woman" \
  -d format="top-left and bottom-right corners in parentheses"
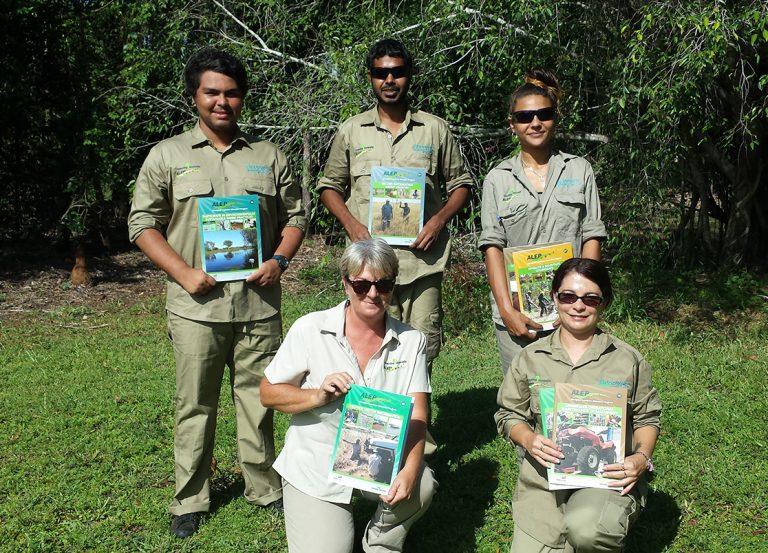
top-left (555, 291), bottom-right (604, 308)
top-left (345, 277), bottom-right (396, 295)
top-left (510, 106), bottom-right (556, 124)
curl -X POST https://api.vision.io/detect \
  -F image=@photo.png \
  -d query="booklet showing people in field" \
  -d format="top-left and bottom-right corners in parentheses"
top-left (542, 383), bottom-right (627, 490)
top-left (503, 242), bottom-right (573, 330)
top-left (368, 166), bottom-right (425, 246)
top-left (328, 384), bottom-right (414, 495)
top-left (197, 195), bottom-right (262, 281)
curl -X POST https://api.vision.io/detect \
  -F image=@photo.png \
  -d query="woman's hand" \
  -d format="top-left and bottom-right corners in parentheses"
top-left (604, 453), bottom-right (646, 495)
top-left (380, 465), bottom-right (418, 507)
top-left (524, 433), bottom-right (564, 468)
top-left (315, 372), bottom-right (354, 407)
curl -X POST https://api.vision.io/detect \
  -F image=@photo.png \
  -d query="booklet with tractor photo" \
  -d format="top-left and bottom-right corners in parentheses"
top-left (546, 383), bottom-right (627, 490)
top-left (538, 387), bottom-right (579, 490)
top-left (503, 242), bottom-right (573, 331)
top-left (197, 195), bottom-right (262, 282)
top-left (328, 384), bottom-right (414, 495)
top-left (368, 166), bottom-right (426, 246)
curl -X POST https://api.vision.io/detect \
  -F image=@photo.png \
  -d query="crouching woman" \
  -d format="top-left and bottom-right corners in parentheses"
top-left (261, 239), bottom-right (435, 553)
top-left (495, 258), bottom-right (661, 552)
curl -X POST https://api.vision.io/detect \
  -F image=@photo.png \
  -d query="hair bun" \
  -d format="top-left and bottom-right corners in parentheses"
top-left (524, 68), bottom-right (564, 104)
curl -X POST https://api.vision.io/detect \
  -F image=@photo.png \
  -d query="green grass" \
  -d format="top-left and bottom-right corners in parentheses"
top-left (1, 260), bottom-right (767, 552)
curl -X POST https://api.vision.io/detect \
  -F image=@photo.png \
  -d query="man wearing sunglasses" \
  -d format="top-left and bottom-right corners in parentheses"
top-left (318, 38), bottom-right (473, 374)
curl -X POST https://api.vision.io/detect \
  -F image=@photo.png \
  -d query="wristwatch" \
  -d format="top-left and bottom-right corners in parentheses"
top-left (271, 255), bottom-right (289, 272)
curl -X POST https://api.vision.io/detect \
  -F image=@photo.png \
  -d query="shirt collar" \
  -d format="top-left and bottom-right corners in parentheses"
top-left (320, 300), bottom-right (401, 346)
top-left (535, 327), bottom-right (615, 367)
top-left (189, 121), bottom-right (250, 150)
top-left (361, 105), bottom-right (423, 131)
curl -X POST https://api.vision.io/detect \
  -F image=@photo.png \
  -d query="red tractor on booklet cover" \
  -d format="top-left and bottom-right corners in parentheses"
top-left (556, 426), bottom-right (617, 474)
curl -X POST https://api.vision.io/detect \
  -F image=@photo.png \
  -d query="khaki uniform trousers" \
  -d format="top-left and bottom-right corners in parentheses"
top-left (388, 273), bottom-right (443, 373)
top-left (167, 311), bottom-right (283, 515)
top-left (282, 465), bottom-right (436, 553)
top-left (494, 323), bottom-right (555, 375)
top-left (510, 487), bottom-right (641, 553)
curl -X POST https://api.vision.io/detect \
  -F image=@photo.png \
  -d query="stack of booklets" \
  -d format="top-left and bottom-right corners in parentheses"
top-left (503, 242), bottom-right (573, 330)
top-left (540, 383), bottom-right (627, 490)
top-left (197, 195), bottom-right (262, 281)
top-left (367, 166), bottom-right (426, 246)
top-left (328, 384), bottom-right (413, 494)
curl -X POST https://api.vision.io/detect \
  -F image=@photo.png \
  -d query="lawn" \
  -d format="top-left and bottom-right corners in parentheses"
top-left (0, 245), bottom-right (766, 552)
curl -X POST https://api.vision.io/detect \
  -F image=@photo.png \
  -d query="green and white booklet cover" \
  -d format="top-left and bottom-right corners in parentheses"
top-left (368, 166), bottom-right (425, 246)
top-left (197, 195), bottom-right (262, 281)
top-left (329, 384), bottom-right (413, 495)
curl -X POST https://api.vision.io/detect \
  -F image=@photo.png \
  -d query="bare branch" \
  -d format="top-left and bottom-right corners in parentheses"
top-left (211, 0), bottom-right (333, 77)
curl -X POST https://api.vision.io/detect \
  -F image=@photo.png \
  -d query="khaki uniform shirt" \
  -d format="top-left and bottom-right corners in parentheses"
top-left (128, 124), bottom-right (306, 322)
top-left (479, 151), bottom-right (607, 324)
top-left (317, 107), bottom-right (473, 285)
top-left (265, 301), bottom-right (432, 503)
top-left (494, 329), bottom-right (662, 547)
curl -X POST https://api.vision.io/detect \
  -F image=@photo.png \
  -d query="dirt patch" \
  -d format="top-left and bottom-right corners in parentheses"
top-left (0, 237), bottom-right (339, 324)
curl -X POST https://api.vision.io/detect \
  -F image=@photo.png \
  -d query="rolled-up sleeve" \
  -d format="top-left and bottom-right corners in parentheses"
top-left (494, 359), bottom-right (533, 439)
top-left (478, 171), bottom-right (506, 249)
top-left (316, 127), bottom-right (350, 195)
top-left (275, 148), bottom-right (307, 232)
top-left (631, 358), bottom-right (662, 430)
top-left (127, 148), bottom-right (172, 243)
top-left (581, 164), bottom-right (607, 242)
top-left (440, 125), bottom-right (473, 195)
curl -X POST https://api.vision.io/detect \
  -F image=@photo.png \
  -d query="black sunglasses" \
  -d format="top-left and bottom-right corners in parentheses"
top-left (345, 276), bottom-right (396, 295)
top-left (555, 292), bottom-right (604, 308)
top-left (370, 66), bottom-right (409, 80)
top-left (510, 107), bottom-right (556, 124)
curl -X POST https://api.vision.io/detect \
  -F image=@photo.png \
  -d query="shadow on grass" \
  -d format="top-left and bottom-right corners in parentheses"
top-left (209, 472), bottom-right (246, 514)
top-left (431, 387), bottom-right (500, 460)
top-left (626, 489), bottom-right (681, 553)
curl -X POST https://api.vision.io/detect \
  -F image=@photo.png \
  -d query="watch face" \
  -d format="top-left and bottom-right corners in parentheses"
top-left (273, 256), bottom-right (289, 271)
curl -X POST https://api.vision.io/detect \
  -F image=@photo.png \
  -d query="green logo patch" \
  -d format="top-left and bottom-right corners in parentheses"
top-left (175, 164), bottom-right (201, 177)
top-left (383, 359), bottom-right (407, 372)
top-left (246, 164), bottom-right (271, 174)
top-left (412, 143), bottom-right (433, 156)
top-left (354, 144), bottom-right (375, 158)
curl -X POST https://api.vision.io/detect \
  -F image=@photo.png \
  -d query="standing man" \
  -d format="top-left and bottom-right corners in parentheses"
top-left (318, 38), bottom-right (472, 372)
top-left (128, 47), bottom-right (305, 538)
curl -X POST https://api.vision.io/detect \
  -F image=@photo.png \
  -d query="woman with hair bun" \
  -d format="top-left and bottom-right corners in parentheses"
top-left (479, 68), bottom-right (608, 374)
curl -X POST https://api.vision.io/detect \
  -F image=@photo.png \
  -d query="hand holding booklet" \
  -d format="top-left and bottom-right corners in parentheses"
top-left (328, 384), bottom-right (413, 495)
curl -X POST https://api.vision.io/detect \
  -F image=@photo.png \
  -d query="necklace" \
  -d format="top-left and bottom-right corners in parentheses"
top-left (521, 159), bottom-right (547, 188)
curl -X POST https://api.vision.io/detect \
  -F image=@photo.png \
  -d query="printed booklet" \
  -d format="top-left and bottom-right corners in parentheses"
top-left (329, 384), bottom-right (414, 495)
top-left (544, 383), bottom-right (627, 490)
top-left (503, 242), bottom-right (573, 330)
top-left (368, 166), bottom-right (425, 246)
top-left (197, 195), bottom-right (262, 281)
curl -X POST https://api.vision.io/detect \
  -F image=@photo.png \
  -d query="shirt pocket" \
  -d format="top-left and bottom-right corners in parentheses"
top-left (350, 159), bottom-right (381, 205)
top-left (498, 200), bottom-right (528, 229)
top-left (552, 189), bottom-right (586, 231)
top-left (242, 175), bottom-right (277, 197)
top-left (173, 178), bottom-right (213, 202)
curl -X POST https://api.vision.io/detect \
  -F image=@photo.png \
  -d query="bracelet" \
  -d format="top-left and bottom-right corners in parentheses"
top-left (634, 450), bottom-right (654, 472)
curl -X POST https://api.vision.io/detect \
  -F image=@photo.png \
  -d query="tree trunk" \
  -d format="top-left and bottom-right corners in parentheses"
top-left (69, 240), bottom-right (92, 287)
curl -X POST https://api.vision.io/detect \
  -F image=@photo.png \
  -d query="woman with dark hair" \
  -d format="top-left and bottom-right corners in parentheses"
top-left (495, 258), bottom-right (661, 553)
top-left (479, 68), bottom-right (608, 373)
top-left (261, 239), bottom-right (435, 553)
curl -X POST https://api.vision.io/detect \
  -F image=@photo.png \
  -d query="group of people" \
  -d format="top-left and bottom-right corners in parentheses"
top-left (128, 37), bottom-right (661, 553)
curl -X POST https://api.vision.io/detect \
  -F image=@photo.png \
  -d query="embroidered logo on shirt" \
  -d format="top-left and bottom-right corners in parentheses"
top-left (412, 143), bottom-right (433, 156)
top-left (354, 145), bottom-right (375, 158)
top-left (175, 164), bottom-right (201, 177)
top-left (556, 179), bottom-right (581, 188)
top-left (527, 376), bottom-right (552, 389)
top-left (246, 164), bottom-right (271, 174)
top-left (383, 359), bottom-right (407, 372)
top-left (599, 379), bottom-right (631, 390)
top-left (502, 190), bottom-right (522, 202)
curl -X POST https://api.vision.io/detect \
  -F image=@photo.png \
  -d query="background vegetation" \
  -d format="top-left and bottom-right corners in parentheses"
top-left (3, 1), bottom-right (767, 269)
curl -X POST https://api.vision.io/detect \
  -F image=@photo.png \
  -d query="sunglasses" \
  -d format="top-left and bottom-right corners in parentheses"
top-left (510, 107), bottom-right (556, 124)
top-left (370, 66), bottom-right (409, 80)
top-left (555, 292), bottom-right (604, 308)
top-left (345, 276), bottom-right (396, 295)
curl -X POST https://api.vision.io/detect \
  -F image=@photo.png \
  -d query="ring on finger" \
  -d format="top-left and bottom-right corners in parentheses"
top-left (623, 470), bottom-right (627, 478)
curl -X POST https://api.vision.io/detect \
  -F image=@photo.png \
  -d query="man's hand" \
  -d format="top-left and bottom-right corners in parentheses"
top-left (410, 215), bottom-right (444, 251)
top-left (501, 307), bottom-right (542, 340)
top-left (178, 266), bottom-right (217, 295)
top-left (346, 219), bottom-right (372, 242)
top-left (246, 259), bottom-right (282, 286)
